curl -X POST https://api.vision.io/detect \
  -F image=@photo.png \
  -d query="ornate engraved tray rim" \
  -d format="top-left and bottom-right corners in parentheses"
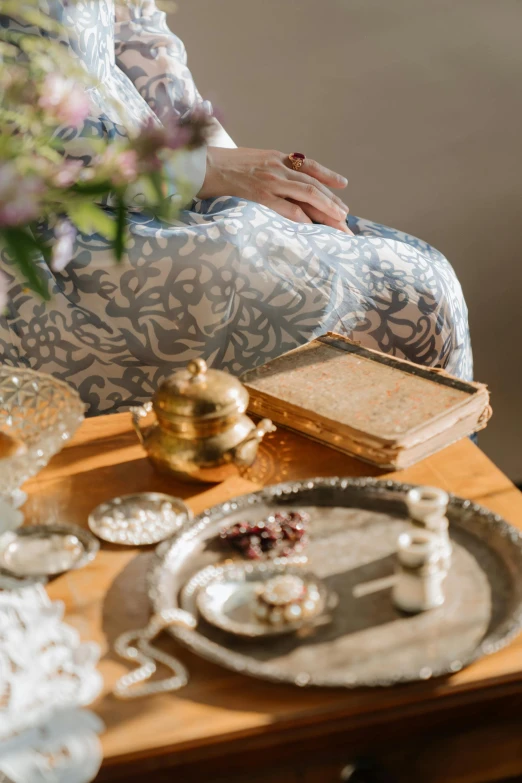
top-left (148, 477), bottom-right (522, 689)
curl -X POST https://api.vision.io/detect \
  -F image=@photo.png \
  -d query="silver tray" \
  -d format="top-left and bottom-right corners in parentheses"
top-left (149, 478), bottom-right (522, 688)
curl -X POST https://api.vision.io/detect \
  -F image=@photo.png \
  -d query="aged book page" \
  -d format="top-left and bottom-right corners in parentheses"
top-left (241, 334), bottom-right (490, 467)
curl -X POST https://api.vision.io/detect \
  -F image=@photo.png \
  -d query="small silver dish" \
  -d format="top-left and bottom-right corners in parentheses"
top-left (0, 524), bottom-right (99, 578)
top-left (182, 559), bottom-right (333, 638)
top-left (88, 492), bottom-right (192, 546)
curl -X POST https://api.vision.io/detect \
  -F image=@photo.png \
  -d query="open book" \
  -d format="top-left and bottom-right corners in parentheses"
top-left (241, 334), bottom-right (491, 469)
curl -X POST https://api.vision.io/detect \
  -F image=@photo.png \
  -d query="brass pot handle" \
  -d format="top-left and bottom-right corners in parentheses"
top-left (233, 418), bottom-right (276, 465)
top-left (113, 608), bottom-right (196, 699)
top-left (254, 418), bottom-right (277, 442)
top-left (130, 401), bottom-right (154, 447)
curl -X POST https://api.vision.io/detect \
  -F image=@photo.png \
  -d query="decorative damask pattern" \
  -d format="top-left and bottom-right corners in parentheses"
top-left (0, 0), bottom-right (472, 415)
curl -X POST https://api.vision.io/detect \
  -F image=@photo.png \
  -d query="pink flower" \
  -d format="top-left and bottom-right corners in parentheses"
top-left (52, 160), bottom-right (83, 188)
top-left (50, 220), bottom-right (76, 273)
top-left (0, 163), bottom-right (43, 227)
top-left (0, 270), bottom-right (8, 312)
top-left (39, 74), bottom-right (90, 128)
top-left (175, 106), bottom-right (214, 151)
top-left (99, 147), bottom-right (138, 186)
top-left (163, 114), bottom-right (193, 151)
top-left (133, 118), bottom-right (171, 172)
top-left (115, 150), bottom-right (139, 183)
top-left (132, 115), bottom-right (196, 173)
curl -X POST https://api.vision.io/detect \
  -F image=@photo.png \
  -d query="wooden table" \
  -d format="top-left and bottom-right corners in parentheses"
top-left (24, 414), bottom-right (522, 783)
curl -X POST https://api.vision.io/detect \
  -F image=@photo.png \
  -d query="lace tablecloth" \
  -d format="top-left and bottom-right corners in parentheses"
top-left (0, 579), bottom-right (103, 783)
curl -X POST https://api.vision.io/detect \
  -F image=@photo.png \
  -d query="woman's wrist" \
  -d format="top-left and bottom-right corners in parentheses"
top-left (197, 146), bottom-right (221, 200)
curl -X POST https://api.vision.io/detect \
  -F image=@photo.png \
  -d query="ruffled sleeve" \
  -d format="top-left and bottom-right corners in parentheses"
top-left (114, 0), bottom-right (235, 194)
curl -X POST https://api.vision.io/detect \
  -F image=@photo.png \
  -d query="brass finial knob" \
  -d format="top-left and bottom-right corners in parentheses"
top-left (187, 358), bottom-right (207, 378)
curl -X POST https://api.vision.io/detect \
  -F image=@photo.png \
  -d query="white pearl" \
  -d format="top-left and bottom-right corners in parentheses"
top-left (306, 587), bottom-right (320, 602)
top-left (284, 604), bottom-right (303, 622)
top-left (254, 604), bottom-right (268, 620)
top-left (269, 609), bottom-right (283, 624)
top-left (302, 599), bottom-right (319, 617)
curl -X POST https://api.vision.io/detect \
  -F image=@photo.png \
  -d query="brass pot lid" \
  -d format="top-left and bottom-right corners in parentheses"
top-left (154, 359), bottom-right (248, 422)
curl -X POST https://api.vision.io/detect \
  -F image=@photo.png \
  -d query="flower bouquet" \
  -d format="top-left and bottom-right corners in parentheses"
top-left (0, 0), bottom-right (210, 307)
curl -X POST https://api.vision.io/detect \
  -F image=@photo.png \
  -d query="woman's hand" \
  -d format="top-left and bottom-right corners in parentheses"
top-left (198, 147), bottom-right (352, 234)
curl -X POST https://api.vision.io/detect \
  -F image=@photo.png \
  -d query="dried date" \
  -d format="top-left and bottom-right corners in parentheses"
top-left (220, 510), bottom-right (309, 560)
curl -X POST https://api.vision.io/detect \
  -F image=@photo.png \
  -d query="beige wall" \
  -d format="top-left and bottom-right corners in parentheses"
top-left (172, 0), bottom-right (522, 480)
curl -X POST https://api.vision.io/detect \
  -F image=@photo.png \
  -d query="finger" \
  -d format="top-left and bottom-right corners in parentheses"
top-left (275, 178), bottom-right (348, 222)
top-left (284, 154), bottom-right (348, 190)
top-left (302, 158), bottom-right (348, 189)
top-left (290, 200), bottom-right (353, 235)
top-left (286, 169), bottom-right (349, 213)
top-left (262, 196), bottom-right (313, 224)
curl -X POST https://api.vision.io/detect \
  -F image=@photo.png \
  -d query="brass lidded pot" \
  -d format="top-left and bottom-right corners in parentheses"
top-left (131, 359), bottom-right (275, 483)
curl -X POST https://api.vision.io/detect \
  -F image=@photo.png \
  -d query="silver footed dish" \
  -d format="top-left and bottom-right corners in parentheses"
top-left (183, 559), bottom-right (334, 639)
top-left (0, 524), bottom-right (99, 578)
top-left (88, 492), bottom-right (192, 546)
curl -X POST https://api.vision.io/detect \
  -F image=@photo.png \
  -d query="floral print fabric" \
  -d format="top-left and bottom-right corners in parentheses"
top-left (0, 0), bottom-right (472, 414)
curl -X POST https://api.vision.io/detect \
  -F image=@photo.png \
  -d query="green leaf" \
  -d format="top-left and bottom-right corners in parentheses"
top-left (35, 147), bottom-right (63, 165)
top-left (70, 181), bottom-right (114, 197)
top-left (2, 5), bottom-right (62, 33)
top-left (130, 176), bottom-right (157, 204)
top-left (149, 170), bottom-right (166, 204)
top-left (29, 228), bottom-right (52, 266)
top-left (67, 202), bottom-right (116, 240)
top-left (2, 227), bottom-right (50, 300)
top-left (0, 41), bottom-right (18, 58)
top-left (114, 196), bottom-right (127, 262)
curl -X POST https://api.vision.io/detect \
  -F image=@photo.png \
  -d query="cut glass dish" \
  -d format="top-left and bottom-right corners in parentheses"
top-left (0, 367), bottom-right (85, 501)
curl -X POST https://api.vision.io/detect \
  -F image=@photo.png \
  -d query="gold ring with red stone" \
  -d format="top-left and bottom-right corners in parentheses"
top-left (288, 152), bottom-right (305, 171)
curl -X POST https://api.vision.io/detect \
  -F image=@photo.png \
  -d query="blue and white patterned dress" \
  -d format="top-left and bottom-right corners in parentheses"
top-left (0, 0), bottom-right (472, 415)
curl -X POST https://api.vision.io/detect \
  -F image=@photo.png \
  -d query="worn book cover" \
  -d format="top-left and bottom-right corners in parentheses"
top-left (241, 333), bottom-right (491, 468)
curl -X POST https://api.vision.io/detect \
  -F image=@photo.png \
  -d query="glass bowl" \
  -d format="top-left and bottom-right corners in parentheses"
top-left (0, 367), bottom-right (85, 501)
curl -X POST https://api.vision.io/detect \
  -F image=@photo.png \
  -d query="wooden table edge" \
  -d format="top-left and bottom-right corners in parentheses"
top-left (99, 673), bottom-right (522, 770)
